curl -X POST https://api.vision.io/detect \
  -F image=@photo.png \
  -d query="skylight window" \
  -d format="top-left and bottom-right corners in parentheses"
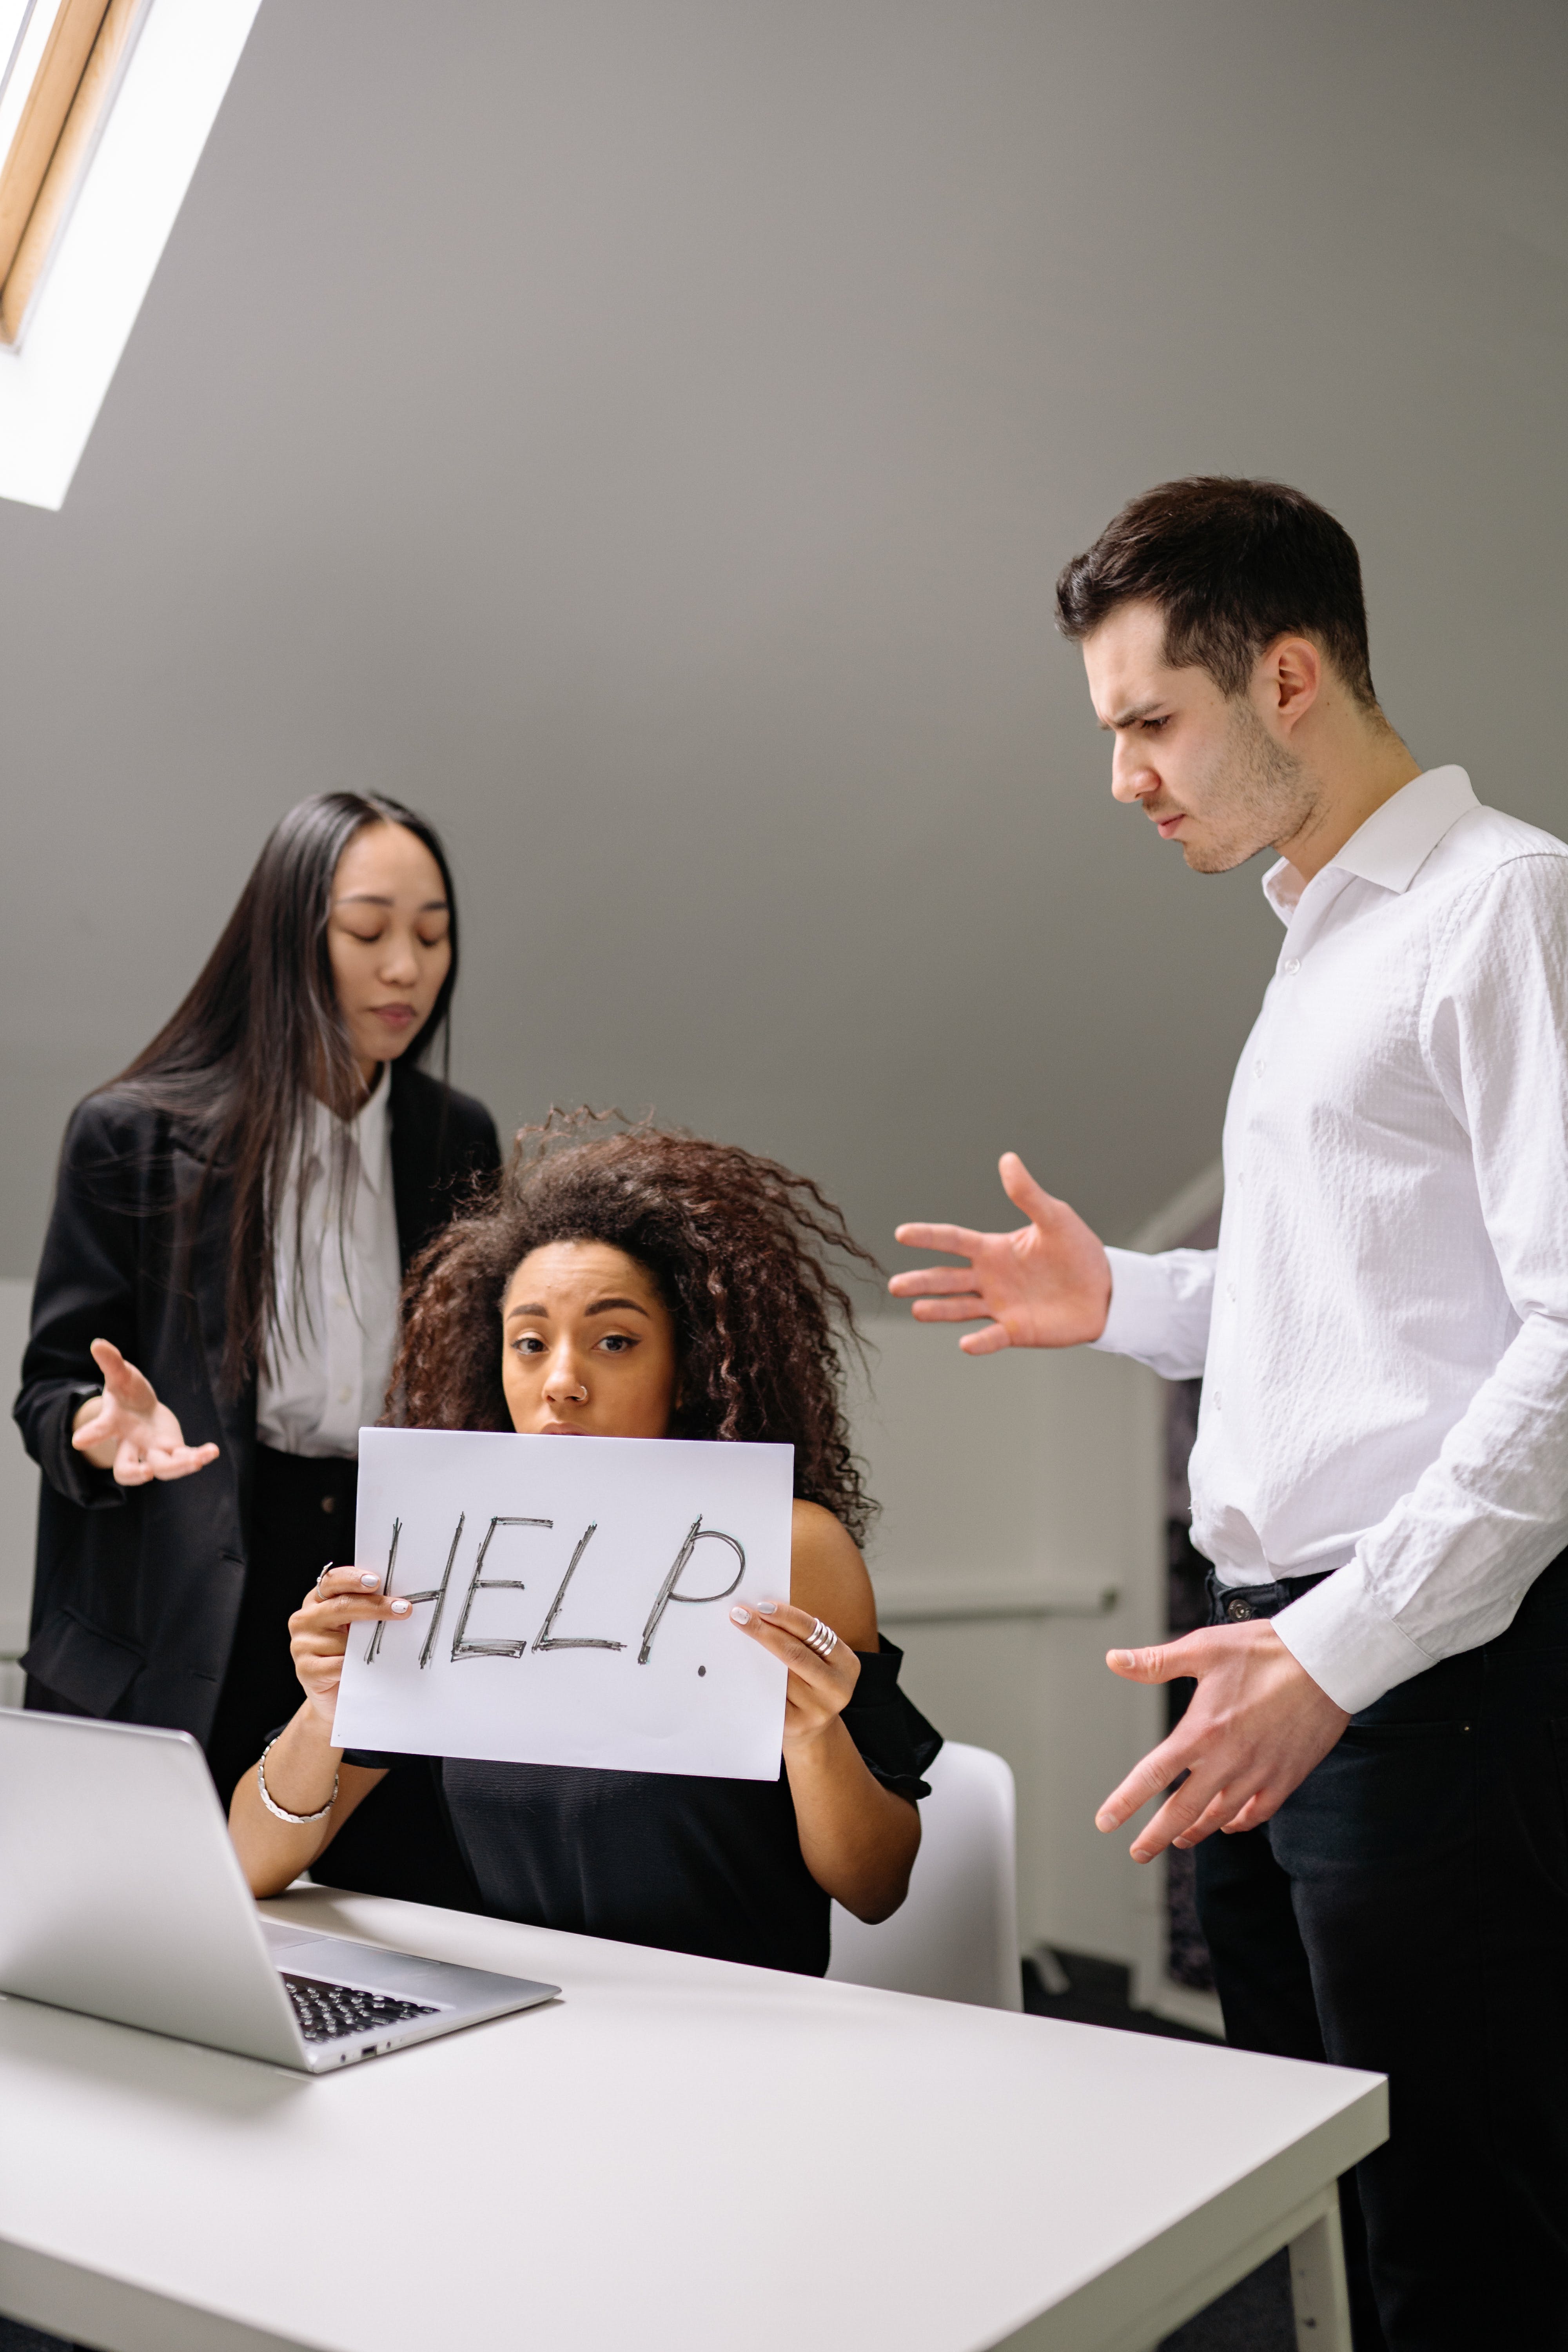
top-left (0, 0), bottom-right (261, 509)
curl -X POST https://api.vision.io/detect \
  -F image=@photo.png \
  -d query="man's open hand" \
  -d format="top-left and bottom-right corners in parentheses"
top-left (1096, 1621), bottom-right (1351, 1860)
top-left (889, 1151), bottom-right (1112, 1355)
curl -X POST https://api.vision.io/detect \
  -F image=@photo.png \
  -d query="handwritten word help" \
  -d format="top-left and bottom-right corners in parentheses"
top-left (332, 1428), bottom-right (791, 1779)
top-left (363, 1512), bottom-right (746, 1670)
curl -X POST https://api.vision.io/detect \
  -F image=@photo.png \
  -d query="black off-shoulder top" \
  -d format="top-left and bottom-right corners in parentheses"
top-left (313, 1637), bottom-right (942, 1978)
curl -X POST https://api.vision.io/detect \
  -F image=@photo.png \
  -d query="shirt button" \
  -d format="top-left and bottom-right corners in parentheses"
top-left (333, 1292), bottom-right (350, 1310)
top-left (1210, 1389), bottom-right (1223, 1412)
top-left (1254, 1058), bottom-right (1266, 1077)
top-left (1227, 1282), bottom-right (1237, 1303)
top-left (1226, 1597), bottom-right (1253, 1622)
top-left (337, 1385), bottom-right (352, 1404)
top-left (1281, 957), bottom-right (1300, 975)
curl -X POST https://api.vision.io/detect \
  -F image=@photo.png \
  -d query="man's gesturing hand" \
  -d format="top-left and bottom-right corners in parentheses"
top-left (1096, 1622), bottom-right (1351, 1861)
top-left (889, 1151), bottom-right (1112, 1355)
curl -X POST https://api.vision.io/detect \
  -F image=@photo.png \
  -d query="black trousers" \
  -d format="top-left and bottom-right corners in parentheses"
top-left (204, 1445), bottom-right (358, 1806)
top-left (1195, 1548), bottom-right (1568, 2352)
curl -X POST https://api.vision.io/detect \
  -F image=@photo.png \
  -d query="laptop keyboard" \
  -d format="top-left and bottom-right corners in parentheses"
top-left (282, 1972), bottom-right (439, 2044)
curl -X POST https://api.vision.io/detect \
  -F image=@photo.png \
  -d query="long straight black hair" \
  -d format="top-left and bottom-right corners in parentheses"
top-left (112, 793), bottom-right (461, 1390)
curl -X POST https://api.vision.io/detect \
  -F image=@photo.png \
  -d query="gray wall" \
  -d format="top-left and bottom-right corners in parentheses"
top-left (2, 0), bottom-right (1564, 1281)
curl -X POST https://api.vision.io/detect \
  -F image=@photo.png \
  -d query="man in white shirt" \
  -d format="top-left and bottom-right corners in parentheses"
top-left (891, 478), bottom-right (1568, 2352)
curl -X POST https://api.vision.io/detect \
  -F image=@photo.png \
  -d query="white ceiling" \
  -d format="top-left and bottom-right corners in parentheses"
top-left (2, 0), bottom-right (1564, 1285)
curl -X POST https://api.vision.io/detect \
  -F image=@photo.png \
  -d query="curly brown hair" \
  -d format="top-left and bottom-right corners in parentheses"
top-left (390, 1112), bottom-right (880, 1545)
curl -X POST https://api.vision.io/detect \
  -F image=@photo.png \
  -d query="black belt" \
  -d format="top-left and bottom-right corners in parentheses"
top-left (1205, 1567), bottom-right (1336, 1624)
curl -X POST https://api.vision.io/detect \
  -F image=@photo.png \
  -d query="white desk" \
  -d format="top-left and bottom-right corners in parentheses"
top-left (0, 1886), bottom-right (1385, 2352)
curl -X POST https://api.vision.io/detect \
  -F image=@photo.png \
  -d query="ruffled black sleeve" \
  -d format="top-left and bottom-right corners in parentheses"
top-left (841, 1637), bottom-right (942, 1800)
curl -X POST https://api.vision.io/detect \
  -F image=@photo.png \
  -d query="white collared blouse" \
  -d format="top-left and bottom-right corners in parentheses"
top-left (255, 1068), bottom-right (402, 1460)
top-left (1096, 768), bottom-right (1568, 1713)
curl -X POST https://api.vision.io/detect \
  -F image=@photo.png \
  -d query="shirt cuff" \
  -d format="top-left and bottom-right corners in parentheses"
top-left (1271, 1559), bottom-right (1435, 1716)
top-left (1093, 1247), bottom-right (1178, 1359)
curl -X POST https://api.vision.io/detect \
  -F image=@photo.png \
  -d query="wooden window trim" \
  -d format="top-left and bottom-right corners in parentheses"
top-left (0, 0), bottom-right (113, 286)
top-left (0, 0), bottom-right (261, 510)
top-left (0, 0), bottom-right (150, 348)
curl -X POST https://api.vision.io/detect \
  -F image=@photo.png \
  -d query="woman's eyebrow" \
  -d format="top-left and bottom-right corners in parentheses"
top-left (505, 1296), bottom-right (651, 1321)
top-left (333, 892), bottom-right (450, 910)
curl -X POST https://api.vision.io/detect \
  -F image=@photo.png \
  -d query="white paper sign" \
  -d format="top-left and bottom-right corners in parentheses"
top-left (331, 1429), bottom-right (793, 1780)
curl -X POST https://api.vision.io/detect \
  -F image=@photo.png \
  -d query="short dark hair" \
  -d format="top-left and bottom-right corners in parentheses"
top-left (1054, 476), bottom-right (1377, 708)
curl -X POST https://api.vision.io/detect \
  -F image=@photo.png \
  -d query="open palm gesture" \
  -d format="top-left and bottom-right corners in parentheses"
top-left (889, 1152), bottom-right (1112, 1355)
top-left (71, 1337), bottom-right (220, 1486)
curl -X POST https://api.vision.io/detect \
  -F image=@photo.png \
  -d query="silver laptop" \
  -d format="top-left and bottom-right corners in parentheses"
top-left (0, 1708), bottom-right (558, 2072)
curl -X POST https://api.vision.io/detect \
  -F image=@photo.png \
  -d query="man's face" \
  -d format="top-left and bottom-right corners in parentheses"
top-left (1081, 600), bottom-right (1314, 873)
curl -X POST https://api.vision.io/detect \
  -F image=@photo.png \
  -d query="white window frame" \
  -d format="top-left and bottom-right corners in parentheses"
top-left (0, 0), bottom-right (261, 510)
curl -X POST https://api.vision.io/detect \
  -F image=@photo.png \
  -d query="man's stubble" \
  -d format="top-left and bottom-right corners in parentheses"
top-left (1183, 700), bottom-right (1317, 875)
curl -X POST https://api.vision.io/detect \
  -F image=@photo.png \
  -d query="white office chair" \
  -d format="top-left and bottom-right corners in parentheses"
top-left (827, 1740), bottom-right (1022, 2011)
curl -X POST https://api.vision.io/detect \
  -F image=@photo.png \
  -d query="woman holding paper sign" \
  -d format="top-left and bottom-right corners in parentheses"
top-left (231, 1121), bottom-right (942, 1971)
top-left (14, 795), bottom-right (499, 1906)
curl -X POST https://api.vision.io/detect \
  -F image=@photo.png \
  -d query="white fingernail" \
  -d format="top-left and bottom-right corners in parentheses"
top-left (359, 1572), bottom-right (378, 1588)
top-left (730, 1606), bottom-right (750, 1624)
top-left (758, 1600), bottom-right (778, 1615)
top-left (391, 1599), bottom-right (411, 1615)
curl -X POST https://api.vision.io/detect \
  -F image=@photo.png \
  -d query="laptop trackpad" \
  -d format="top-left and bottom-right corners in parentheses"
top-left (260, 1920), bottom-right (461, 2004)
top-left (259, 1918), bottom-right (332, 1957)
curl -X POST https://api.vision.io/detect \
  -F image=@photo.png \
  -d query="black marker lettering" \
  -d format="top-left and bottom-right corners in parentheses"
top-left (637, 1517), bottom-right (746, 1664)
top-left (532, 1523), bottom-right (625, 1652)
top-left (364, 1514), bottom-right (465, 1669)
top-left (363, 1517), bottom-right (401, 1664)
top-left (450, 1517), bottom-right (552, 1661)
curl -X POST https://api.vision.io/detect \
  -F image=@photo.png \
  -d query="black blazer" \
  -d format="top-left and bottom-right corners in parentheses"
top-left (13, 1061), bottom-right (501, 1743)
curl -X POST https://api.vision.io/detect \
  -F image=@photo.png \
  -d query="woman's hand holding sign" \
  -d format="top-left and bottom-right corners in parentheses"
top-left (730, 1595), bottom-right (862, 1742)
top-left (227, 1568), bottom-right (405, 1889)
top-left (289, 1567), bottom-right (412, 1729)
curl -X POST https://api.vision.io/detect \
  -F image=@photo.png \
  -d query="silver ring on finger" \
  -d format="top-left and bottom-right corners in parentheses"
top-left (803, 1616), bottom-right (838, 1661)
top-left (314, 1562), bottom-right (337, 1595)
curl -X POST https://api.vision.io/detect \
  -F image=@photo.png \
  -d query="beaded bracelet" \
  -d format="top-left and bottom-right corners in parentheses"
top-left (256, 1735), bottom-right (338, 1826)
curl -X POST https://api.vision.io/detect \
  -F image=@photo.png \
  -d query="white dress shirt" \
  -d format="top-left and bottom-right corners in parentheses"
top-left (1094, 767), bottom-right (1568, 1714)
top-left (255, 1070), bottom-right (402, 1459)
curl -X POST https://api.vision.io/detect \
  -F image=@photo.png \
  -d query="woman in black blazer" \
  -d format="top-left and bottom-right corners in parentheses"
top-left (14, 794), bottom-right (499, 1896)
